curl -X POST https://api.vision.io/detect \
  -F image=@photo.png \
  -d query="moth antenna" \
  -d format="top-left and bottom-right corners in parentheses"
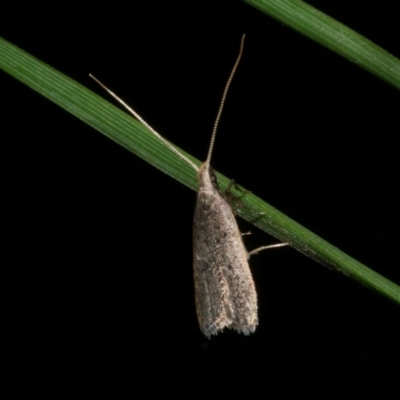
top-left (89, 74), bottom-right (199, 173)
top-left (205, 34), bottom-right (245, 168)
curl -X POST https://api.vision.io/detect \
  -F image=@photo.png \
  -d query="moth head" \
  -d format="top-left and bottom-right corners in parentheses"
top-left (197, 162), bottom-right (219, 191)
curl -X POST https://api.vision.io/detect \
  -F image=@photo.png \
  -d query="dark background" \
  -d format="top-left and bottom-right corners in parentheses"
top-left (1, 0), bottom-right (400, 396)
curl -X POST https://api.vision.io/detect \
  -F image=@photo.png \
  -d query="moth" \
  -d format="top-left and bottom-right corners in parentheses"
top-left (90, 34), bottom-right (286, 339)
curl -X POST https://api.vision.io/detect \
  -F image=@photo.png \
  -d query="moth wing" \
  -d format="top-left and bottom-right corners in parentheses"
top-left (193, 188), bottom-right (258, 338)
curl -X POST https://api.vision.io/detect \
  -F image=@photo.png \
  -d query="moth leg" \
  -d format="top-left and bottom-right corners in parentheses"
top-left (226, 179), bottom-right (249, 196)
top-left (248, 242), bottom-right (288, 257)
top-left (224, 179), bottom-right (249, 212)
top-left (225, 180), bottom-right (264, 219)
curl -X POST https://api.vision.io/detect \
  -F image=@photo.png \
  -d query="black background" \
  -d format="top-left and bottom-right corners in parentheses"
top-left (2, 0), bottom-right (400, 396)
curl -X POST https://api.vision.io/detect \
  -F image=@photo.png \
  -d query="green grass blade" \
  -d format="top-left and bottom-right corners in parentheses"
top-left (1, 35), bottom-right (400, 305)
top-left (244, 0), bottom-right (400, 89)
top-left (0, 37), bottom-right (198, 191)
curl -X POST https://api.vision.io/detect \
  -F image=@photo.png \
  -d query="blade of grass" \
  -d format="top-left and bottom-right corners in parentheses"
top-left (244, 0), bottom-right (400, 89)
top-left (1, 35), bottom-right (400, 305)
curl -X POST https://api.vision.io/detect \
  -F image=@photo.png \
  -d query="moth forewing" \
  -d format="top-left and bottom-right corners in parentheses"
top-left (193, 162), bottom-right (257, 338)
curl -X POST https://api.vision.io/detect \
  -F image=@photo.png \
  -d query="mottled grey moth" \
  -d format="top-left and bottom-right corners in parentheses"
top-left (90, 34), bottom-right (286, 339)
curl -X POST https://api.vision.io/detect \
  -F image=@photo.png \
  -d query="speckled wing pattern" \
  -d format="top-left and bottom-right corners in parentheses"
top-left (193, 166), bottom-right (258, 339)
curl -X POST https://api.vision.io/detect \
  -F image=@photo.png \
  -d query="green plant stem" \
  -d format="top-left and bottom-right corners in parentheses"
top-left (1, 32), bottom-right (400, 306)
top-left (244, 0), bottom-right (400, 89)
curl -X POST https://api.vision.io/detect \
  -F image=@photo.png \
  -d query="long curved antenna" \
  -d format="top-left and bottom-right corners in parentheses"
top-left (89, 74), bottom-right (199, 172)
top-left (205, 34), bottom-right (246, 168)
